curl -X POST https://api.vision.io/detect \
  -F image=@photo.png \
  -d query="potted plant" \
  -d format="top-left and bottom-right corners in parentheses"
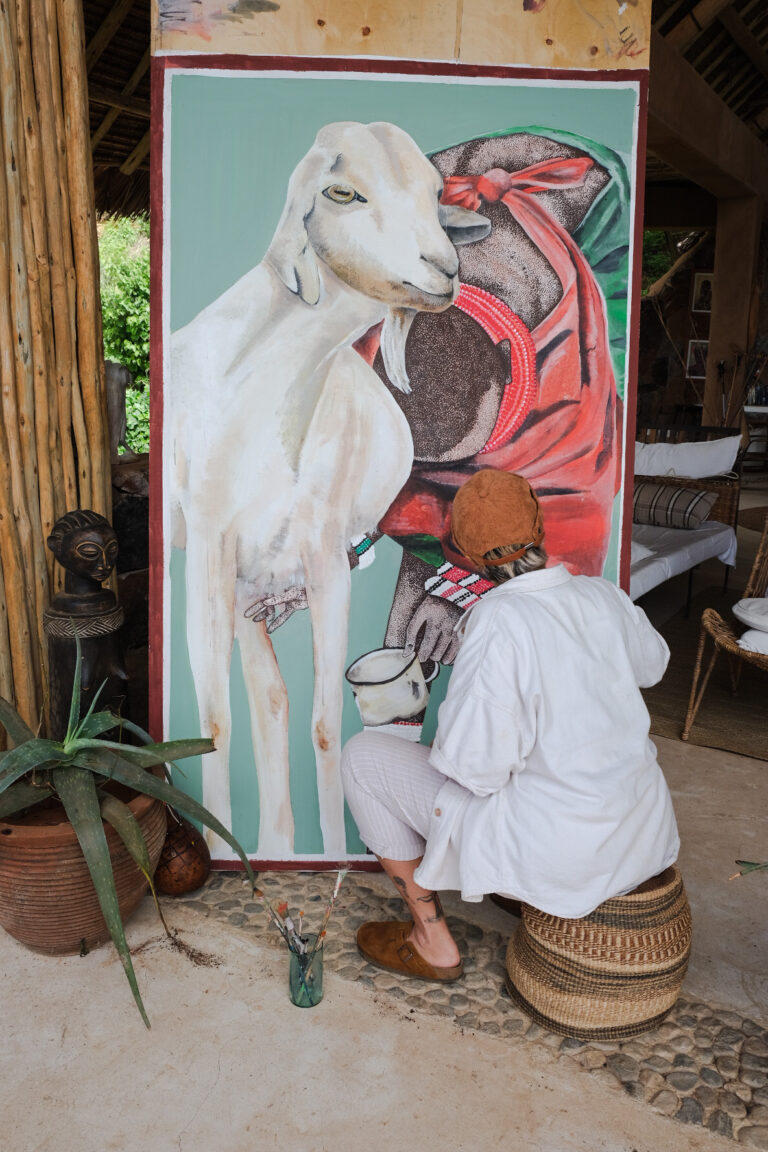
top-left (0, 643), bottom-right (254, 1026)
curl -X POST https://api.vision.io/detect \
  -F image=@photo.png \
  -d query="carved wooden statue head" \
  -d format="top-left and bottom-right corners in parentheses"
top-left (47, 510), bottom-right (119, 586)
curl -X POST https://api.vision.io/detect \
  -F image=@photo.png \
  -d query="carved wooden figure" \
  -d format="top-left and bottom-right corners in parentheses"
top-left (44, 510), bottom-right (127, 739)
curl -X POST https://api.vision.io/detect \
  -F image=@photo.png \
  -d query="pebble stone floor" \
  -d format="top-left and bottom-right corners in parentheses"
top-left (173, 870), bottom-right (768, 1147)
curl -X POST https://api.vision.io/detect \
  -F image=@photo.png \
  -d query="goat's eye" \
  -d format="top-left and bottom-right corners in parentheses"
top-left (322, 185), bottom-right (367, 205)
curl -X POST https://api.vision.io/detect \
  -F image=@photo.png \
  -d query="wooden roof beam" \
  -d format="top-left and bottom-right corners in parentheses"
top-left (88, 85), bottom-right (149, 119)
top-left (91, 48), bottom-right (150, 152)
top-left (664, 0), bottom-right (733, 54)
top-left (718, 7), bottom-right (768, 84)
top-left (648, 28), bottom-right (768, 200)
top-left (86, 0), bottom-right (137, 73)
top-left (120, 131), bottom-right (150, 177)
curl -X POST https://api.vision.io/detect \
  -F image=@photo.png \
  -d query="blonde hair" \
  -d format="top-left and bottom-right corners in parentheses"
top-left (481, 542), bottom-right (548, 583)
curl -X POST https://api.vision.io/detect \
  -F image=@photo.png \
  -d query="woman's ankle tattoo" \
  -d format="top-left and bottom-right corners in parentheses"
top-left (416, 891), bottom-right (444, 923)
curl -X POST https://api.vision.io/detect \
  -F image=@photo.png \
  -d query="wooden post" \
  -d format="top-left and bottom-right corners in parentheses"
top-left (0, 0), bottom-right (111, 732)
top-left (703, 195), bottom-right (762, 425)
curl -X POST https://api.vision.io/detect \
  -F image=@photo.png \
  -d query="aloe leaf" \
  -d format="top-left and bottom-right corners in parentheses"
top-left (72, 681), bottom-right (108, 739)
top-left (66, 639), bottom-right (84, 742)
top-left (74, 747), bottom-right (255, 889)
top-left (0, 697), bottom-right (35, 747)
top-left (53, 766), bottom-right (150, 1028)
top-left (115, 720), bottom-right (186, 779)
top-left (100, 795), bottom-right (171, 937)
top-left (0, 779), bottom-right (53, 818)
top-left (734, 860), bottom-right (768, 876)
top-left (72, 738), bottom-right (213, 769)
top-left (75, 711), bottom-right (123, 740)
top-left (115, 718), bottom-right (153, 744)
top-left (0, 739), bottom-right (63, 793)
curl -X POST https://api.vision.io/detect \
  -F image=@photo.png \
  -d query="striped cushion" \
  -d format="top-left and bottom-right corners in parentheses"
top-left (633, 481), bottom-right (717, 529)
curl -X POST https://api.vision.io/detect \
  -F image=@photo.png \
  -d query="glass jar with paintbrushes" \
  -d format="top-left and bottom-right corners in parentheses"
top-left (252, 871), bottom-right (347, 1008)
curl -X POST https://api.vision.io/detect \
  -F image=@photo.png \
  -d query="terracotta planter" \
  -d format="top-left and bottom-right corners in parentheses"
top-left (0, 790), bottom-right (167, 955)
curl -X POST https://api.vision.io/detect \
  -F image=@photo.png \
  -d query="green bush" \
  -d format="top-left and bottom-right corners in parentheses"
top-left (99, 215), bottom-right (150, 452)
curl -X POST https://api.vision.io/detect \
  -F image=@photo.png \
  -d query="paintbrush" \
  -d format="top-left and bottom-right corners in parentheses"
top-left (303, 869), bottom-right (348, 986)
top-left (253, 887), bottom-right (298, 951)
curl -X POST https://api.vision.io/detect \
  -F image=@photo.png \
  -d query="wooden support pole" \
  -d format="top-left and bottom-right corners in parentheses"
top-left (703, 194), bottom-right (763, 425)
top-left (0, 0), bottom-right (47, 707)
top-left (0, 0), bottom-right (113, 729)
top-left (57, 0), bottom-right (111, 520)
top-left (0, 2), bottom-right (41, 724)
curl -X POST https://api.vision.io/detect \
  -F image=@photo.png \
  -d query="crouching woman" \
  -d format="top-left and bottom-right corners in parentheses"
top-left (341, 468), bottom-right (679, 982)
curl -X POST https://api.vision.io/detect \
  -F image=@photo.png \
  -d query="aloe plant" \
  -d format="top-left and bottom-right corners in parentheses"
top-left (0, 642), bottom-right (254, 1027)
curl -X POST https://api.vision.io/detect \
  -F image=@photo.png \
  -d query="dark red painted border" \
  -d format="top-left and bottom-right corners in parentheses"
top-left (157, 52), bottom-right (644, 87)
top-left (148, 55), bottom-right (166, 741)
top-left (619, 72), bottom-right (649, 594)
top-left (212, 858), bottom-right (381, 873)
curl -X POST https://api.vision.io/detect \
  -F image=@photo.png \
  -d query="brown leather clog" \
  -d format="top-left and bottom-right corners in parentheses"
top-left (357, 920), bottom-right (464, 983)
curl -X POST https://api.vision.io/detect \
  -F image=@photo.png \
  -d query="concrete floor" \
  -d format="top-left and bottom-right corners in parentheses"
top-left (3, 477), bottom-right (766, 1152)
top-left (0, 850), bottom-right (742, 1152)
top-left (4, 745), bottom-right (766, 1151)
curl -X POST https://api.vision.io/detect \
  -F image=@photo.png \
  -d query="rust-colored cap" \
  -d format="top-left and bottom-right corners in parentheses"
top-left (451, 469), bottom-right (544, 569)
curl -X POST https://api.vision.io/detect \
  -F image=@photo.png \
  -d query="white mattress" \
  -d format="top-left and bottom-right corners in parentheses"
top-left (629, 521), bottom-right (737, 601)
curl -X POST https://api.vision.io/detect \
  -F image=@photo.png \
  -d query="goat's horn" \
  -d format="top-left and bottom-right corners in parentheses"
top-left (381, 308), bottom-right (416, 394)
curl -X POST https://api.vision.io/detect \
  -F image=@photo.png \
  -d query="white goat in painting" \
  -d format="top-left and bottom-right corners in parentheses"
top-left (168, 121), bottom-right (488, 857)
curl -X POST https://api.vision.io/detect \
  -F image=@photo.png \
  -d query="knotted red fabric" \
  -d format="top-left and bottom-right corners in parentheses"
top-left (374, 155), bottom-right (623, 577)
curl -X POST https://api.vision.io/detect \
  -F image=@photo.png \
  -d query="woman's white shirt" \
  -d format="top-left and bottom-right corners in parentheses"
top-left (416, 564), bottom-right (679, 917)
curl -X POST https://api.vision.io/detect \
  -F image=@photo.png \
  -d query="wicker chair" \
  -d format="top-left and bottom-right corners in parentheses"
top-left (682, 514), bottom-right (768, 741)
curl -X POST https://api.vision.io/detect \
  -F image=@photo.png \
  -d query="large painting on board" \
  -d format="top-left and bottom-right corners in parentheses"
top-left (157, 63), bottom-right (642, 863)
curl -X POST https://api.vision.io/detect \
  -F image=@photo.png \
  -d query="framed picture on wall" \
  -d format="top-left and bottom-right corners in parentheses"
top-left (686, 339), bottom-right (709, 378)
top-left (692, 273), bottom-right (714, 313)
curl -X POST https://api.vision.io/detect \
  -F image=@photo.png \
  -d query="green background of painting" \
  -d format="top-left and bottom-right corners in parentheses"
top-left (166, 69), bottom-right (639, 857)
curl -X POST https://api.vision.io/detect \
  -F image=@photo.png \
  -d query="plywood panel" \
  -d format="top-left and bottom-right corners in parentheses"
top-left (459, 0), bottom-right (651, 70)
top-left (154, 0), bottom-right (459, 61)
top-left (153, 0), bottom-right (651, 70)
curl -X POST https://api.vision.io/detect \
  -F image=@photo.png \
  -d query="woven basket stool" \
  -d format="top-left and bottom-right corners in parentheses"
top-left (505, 866), bottom-right (692, 1040)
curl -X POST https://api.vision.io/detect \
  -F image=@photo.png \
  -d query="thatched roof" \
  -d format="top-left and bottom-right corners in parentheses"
top-left (654, 0), bottom-right (768, 141)
top-left (85, 0), bottom-right (150, 216)
top-left (86, 0), bottom-right (768, 217)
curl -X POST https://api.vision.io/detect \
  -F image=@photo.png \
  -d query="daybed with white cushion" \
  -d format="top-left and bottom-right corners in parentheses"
top-left (628, 431), bottom-right (741, 606)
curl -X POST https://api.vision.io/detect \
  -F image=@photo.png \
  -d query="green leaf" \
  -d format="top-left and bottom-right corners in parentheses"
top-left (74, 747), bottom-right (255, 890)
top-left (100, 795), bottom-right (171, 937)
top-left (53, 766), bottom-right (151, 1027)
top-left (0, 779), bottom-right (53, 819)
top-left (116, 718), bottom-right (153, 744)
top-left (72, 738), bottom-right (214, 769)
top-left (0, 739), bottom-right (64, 793)
top-left (75, 711), bottom-right (123, 740)
top-left (66, 639), bottom-right (84, 742)
top-left (734, 860), bottom-right (768, 876)
top-left (72, 679), bottom-right (108, 740)
top-left (0, 696), bottom-right (35, 747)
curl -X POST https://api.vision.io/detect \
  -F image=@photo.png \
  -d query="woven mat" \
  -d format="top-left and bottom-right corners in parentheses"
top-left (642, 588), bottom-right (767, 762)
top-left (738, 505), bottom-right (768, 533)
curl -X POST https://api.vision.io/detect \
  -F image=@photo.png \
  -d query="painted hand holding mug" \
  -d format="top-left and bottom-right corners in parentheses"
top-left (345, 648), bottom-right (438, 741)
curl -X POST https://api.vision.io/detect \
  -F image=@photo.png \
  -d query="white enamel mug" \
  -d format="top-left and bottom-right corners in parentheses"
top-left (345, 648), bottom-right (437, 728)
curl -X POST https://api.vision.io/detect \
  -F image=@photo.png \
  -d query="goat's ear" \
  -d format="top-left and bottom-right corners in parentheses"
top-left (265, 154), bottom-right (322, 306)
top-left (439, 203), bottom-right (491, 246)
top-left (381, 308), bottom-right (416, 394)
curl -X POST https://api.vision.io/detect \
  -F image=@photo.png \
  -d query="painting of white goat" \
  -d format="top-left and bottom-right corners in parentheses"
top-left (168, 121), bottom-right (488, 856)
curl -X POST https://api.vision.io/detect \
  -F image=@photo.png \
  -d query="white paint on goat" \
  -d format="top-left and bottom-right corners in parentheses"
top-left (167, 121), bottom-right (489, 857)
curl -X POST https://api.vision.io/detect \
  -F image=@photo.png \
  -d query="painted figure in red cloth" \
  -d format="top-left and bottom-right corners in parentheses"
top-left (352, 130), bottom-right (626, 663)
